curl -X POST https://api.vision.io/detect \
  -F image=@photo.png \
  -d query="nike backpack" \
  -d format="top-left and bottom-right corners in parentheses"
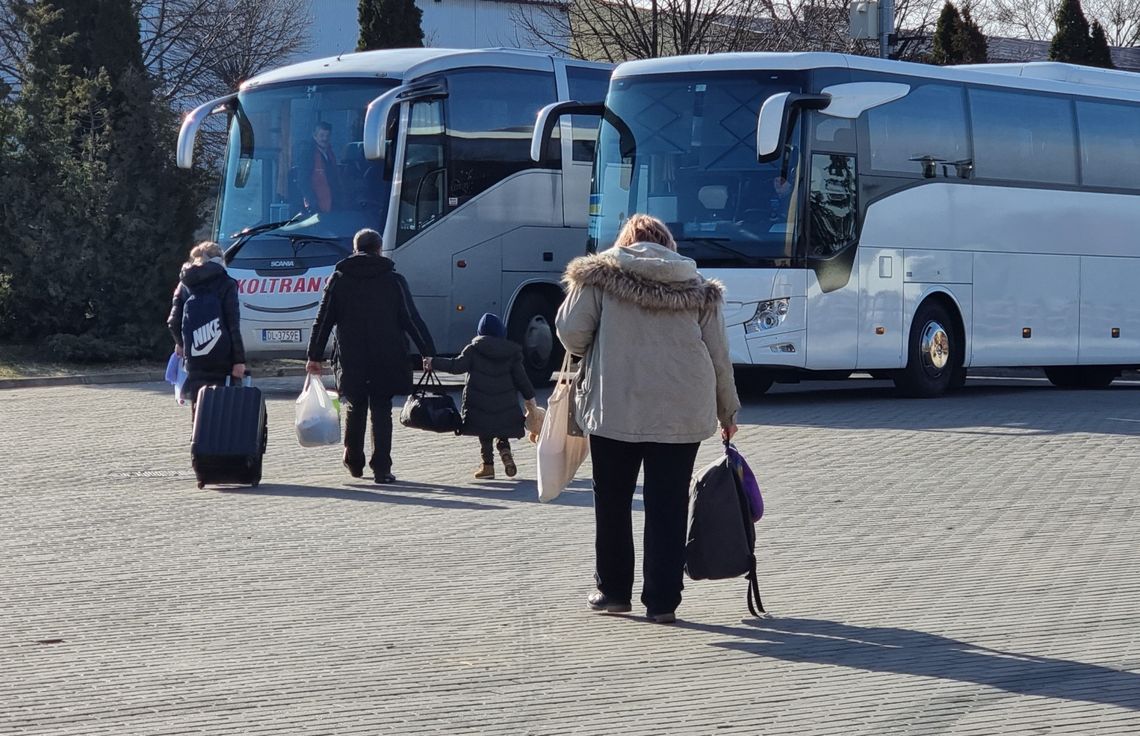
top-left (181, 282), bottom-right (231, 373)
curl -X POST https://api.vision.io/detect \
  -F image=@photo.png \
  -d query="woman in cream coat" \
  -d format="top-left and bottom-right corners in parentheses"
top-left (555, 214), bottom-right (740, 624)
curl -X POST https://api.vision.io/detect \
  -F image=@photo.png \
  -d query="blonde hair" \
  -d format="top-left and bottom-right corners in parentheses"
top-left (613, 214), bottom-right (676, 251)
top-left (188, 241), bottom-right (224, 265)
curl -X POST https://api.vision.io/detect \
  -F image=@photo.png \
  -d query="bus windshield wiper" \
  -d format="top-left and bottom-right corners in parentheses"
top-left (230, 211), bottom-right (308, 241)
top-left (677, 237), bottom-right (755, 261)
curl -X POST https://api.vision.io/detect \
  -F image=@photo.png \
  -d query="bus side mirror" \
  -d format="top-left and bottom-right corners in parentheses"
top-left (364, 82), bottom-right (448, 162)
top-left (364, 86), bottom-right (407, 163)
top-left (530, 100), bottom-right (604, 164)
top-left (756, 92), bottom-right (830, 164)
top-left (177, 93), bottom-right (236, 169)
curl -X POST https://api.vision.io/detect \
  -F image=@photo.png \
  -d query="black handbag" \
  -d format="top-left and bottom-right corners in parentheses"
top-left (399, 370), bottom-right (462, 433)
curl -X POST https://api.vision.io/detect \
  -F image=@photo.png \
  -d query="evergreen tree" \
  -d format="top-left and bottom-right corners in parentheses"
top-left (0, 1), bottom-right (110, 341)
top-left (0, 0), bottom-right (198, 356)
top-left (1050, 0), bottom-right (1093, 64)
top-left (357, 0), bottom-right (425, 51)
top-left (957, 5), bottom-right (988, 64)
top-left (1089, 21), bottom-right (1115, 68)
top-left (930, 1), bottom-right (961, 65)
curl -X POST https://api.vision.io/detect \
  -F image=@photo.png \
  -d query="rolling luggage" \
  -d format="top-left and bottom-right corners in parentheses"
top-left (191, 373), bottom-right (267, 489)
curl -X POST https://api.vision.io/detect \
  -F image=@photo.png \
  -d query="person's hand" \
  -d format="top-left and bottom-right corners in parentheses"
top-left (231, 362), bottom-right (246, 379)
top-left (720, 423), bottom-right (738, 442)
top-left (174, 344), bottom-right (184, 357)
top-left (306, 359), bottom-right (323, 375)
top-left (422, 357), bottom-right (432, 372)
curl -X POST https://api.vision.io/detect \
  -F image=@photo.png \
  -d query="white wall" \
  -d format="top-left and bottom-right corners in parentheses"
top-left (298, 0), bottom-right (564, 62)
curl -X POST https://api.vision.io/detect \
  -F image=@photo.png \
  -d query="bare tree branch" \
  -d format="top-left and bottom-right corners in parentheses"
top-left (2, 0), bottom-right (312, 106)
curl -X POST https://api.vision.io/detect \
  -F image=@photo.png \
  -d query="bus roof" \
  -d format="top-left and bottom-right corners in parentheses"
top-left (612, 51), bottom-right (1140, 102)
top-left (242, 47), bottom-right (610, 90)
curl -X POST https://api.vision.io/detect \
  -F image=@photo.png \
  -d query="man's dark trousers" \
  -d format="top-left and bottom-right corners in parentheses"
top-left (341, 378), bottom-right (393, 475)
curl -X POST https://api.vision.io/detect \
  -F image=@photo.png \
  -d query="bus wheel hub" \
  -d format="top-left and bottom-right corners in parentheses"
top-left (921, 321), bottom-right (950, 373)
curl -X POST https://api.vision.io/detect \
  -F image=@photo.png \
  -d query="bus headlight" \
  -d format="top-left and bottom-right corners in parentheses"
top-left (744, 298), bottom-right (790, 334)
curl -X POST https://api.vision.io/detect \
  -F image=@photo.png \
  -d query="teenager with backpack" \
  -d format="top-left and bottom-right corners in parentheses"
top-left (167, 241), bottom-right (245, 418)
top-left (425, 313), bottom-right (539, 480)
top-left (555, 214), bottom-right (740, 624)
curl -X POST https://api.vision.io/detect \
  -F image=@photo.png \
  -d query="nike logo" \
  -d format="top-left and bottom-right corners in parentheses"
top-left (191, 318), bottom-right (223, 356)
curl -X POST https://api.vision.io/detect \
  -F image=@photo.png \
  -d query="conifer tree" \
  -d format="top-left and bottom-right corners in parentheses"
top-left (357, 0), bottom-right (425, 51)
top-left (0, 0), bottom-right (197, 355)
top-left (930, 2), bottom-right (962, 65)
top-left (1089, 21), bottom-right (1115, 68)
top-left (1050, 0), bottom-right (1093, 64)
top-left (957, 6), bottom-right (988, 64)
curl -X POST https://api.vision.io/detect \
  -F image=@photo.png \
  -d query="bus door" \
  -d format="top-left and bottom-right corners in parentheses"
top-left (803, 121), bottom-right (862, 370)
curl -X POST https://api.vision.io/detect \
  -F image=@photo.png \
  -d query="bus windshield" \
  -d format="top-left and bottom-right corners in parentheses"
top-left (215, 78), bottom-right (399, 244)
top-left (590, 71), bottom-right (805, 266)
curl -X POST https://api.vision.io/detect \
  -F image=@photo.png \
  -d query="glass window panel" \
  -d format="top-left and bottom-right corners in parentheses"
top-left (1076, 100), bottom-right (1140, 189)
top-left (865, 84), bottom-right (969, 177)
top-left (567, 65), bottom-right (611, 162)
top-left (445, 68), bottom-right (558, 205)
top-left (969, 88), bottom-right (1077, 185)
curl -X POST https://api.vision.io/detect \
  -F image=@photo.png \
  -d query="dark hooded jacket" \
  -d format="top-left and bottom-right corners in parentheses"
top-left (433, 333), bottom-right (536, 439)
top-left (307, 252), bottom-right (435, 396)
top-left (167, 259), bottom-right (245, 379)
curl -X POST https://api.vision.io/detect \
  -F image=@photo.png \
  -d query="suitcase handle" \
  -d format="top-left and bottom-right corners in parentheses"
top-left (225, 371), bottom-right (253, 388)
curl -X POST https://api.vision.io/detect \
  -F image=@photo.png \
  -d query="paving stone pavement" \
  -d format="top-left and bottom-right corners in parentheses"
top-left (2, 375), bottom-right (1140, 736)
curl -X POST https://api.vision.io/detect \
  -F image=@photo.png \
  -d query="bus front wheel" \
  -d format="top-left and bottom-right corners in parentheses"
top-left (894, 300), bottom-right (959, 398)
top-left (508, 291), bottom-right (563, 387)
top-left (1044, 366), bottom-right (1118, 389)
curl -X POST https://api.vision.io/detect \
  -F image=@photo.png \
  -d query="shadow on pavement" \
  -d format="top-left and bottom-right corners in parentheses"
top-left (216, 478), bottom-right (610, 510)
top-left (677, 616), bottom-right (1140, 711)
top-left (218, 482), bottom-right (508, 511)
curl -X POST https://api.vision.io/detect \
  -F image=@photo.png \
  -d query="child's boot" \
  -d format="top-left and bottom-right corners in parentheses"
top-left (473, 462), bottom-right (495, 479)
top-left (500, 448), bottom-right (517, 478)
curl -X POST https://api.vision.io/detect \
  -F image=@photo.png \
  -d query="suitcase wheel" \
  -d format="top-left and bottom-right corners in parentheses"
top-left (197, 481), bottom-right (205, 489)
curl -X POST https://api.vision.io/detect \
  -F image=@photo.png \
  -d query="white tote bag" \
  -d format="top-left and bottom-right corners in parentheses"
top-left (295, 374), bottom-right (342, 447)
top-left (536, 352), bottom-right (590, 502)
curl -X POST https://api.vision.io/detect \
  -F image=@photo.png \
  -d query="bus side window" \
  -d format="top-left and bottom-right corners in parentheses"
top-left (808, 153), bottom-right (857, 257)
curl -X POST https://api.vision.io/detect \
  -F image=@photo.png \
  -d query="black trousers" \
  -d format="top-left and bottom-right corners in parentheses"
top-left (478, 436), bottom-right (511, 464)
top-left (589, 434), bottom-right (700, 616)
top-left (341, 379), bottom-right (393, 475)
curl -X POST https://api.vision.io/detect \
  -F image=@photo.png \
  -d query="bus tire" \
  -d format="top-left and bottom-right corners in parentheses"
top-left (1044, 366), bottom-right (1118, 389)
top-left (508, 291), bottom-right (563, 387)
top-left (735, 367), bottom-right (773, 398)
top-left (894, 300), bottom-right (958, 398)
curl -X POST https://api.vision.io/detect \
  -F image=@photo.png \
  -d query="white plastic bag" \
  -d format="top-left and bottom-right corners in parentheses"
top-left (173, 358), bottom-right (189, 407)
top-left (295, 374), bottom-right (341, 447)
top-left (536, 352), bottom-right (590, 502)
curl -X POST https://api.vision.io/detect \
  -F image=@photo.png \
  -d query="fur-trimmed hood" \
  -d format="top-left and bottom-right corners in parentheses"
top-left (562, 242), bottom-right (723, 312)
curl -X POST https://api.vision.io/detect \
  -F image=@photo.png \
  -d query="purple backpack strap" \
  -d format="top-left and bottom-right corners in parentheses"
top-left (726, 444), bottom-right (764, 522)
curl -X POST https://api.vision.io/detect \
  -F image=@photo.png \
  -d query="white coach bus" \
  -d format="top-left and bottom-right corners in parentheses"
top-left (534, 52), bottom-right (1140, 396)
top-left (178, 48), bottom-right (611, 383)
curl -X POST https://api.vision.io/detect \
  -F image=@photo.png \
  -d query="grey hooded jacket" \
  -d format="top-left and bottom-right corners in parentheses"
top-left (555, 242), bottom-right (740, 444)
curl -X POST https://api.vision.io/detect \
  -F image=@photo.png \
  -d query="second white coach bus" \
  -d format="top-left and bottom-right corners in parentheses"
top-left (535, 52), bottom-right (1140, 396)
top-left (179, 48), bottom-right (610, 383)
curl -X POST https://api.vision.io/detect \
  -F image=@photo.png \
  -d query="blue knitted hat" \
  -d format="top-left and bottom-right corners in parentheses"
top-left (477, 312), bottom-right (506, 338)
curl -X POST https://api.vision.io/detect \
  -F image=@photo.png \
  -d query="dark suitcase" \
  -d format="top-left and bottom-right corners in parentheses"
top-left (191, 374), bottom-right (267, 489)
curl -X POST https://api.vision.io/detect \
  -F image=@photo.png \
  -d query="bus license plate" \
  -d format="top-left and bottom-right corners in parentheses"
top-left (263, 329), bottom-right (301, 343)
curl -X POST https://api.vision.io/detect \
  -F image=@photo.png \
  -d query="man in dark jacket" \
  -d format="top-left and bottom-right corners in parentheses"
top-left (305, 229), bottom-right (436, 483)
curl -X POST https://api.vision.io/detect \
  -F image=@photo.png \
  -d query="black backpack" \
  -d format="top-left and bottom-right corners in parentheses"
top-left (685, 445), bottom-right (766, 616)
top-left (181, 282), bottom-right (231, 371)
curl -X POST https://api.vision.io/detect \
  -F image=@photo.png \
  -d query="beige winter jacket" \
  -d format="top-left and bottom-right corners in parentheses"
top-left (555, 242), bottom-right (741, 444)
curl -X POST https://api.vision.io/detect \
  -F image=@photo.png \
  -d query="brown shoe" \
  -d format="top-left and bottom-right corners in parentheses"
top-left (473, 463), bottom-right (494, 479)
top-left (500, 450), bottom-right (517, 478)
